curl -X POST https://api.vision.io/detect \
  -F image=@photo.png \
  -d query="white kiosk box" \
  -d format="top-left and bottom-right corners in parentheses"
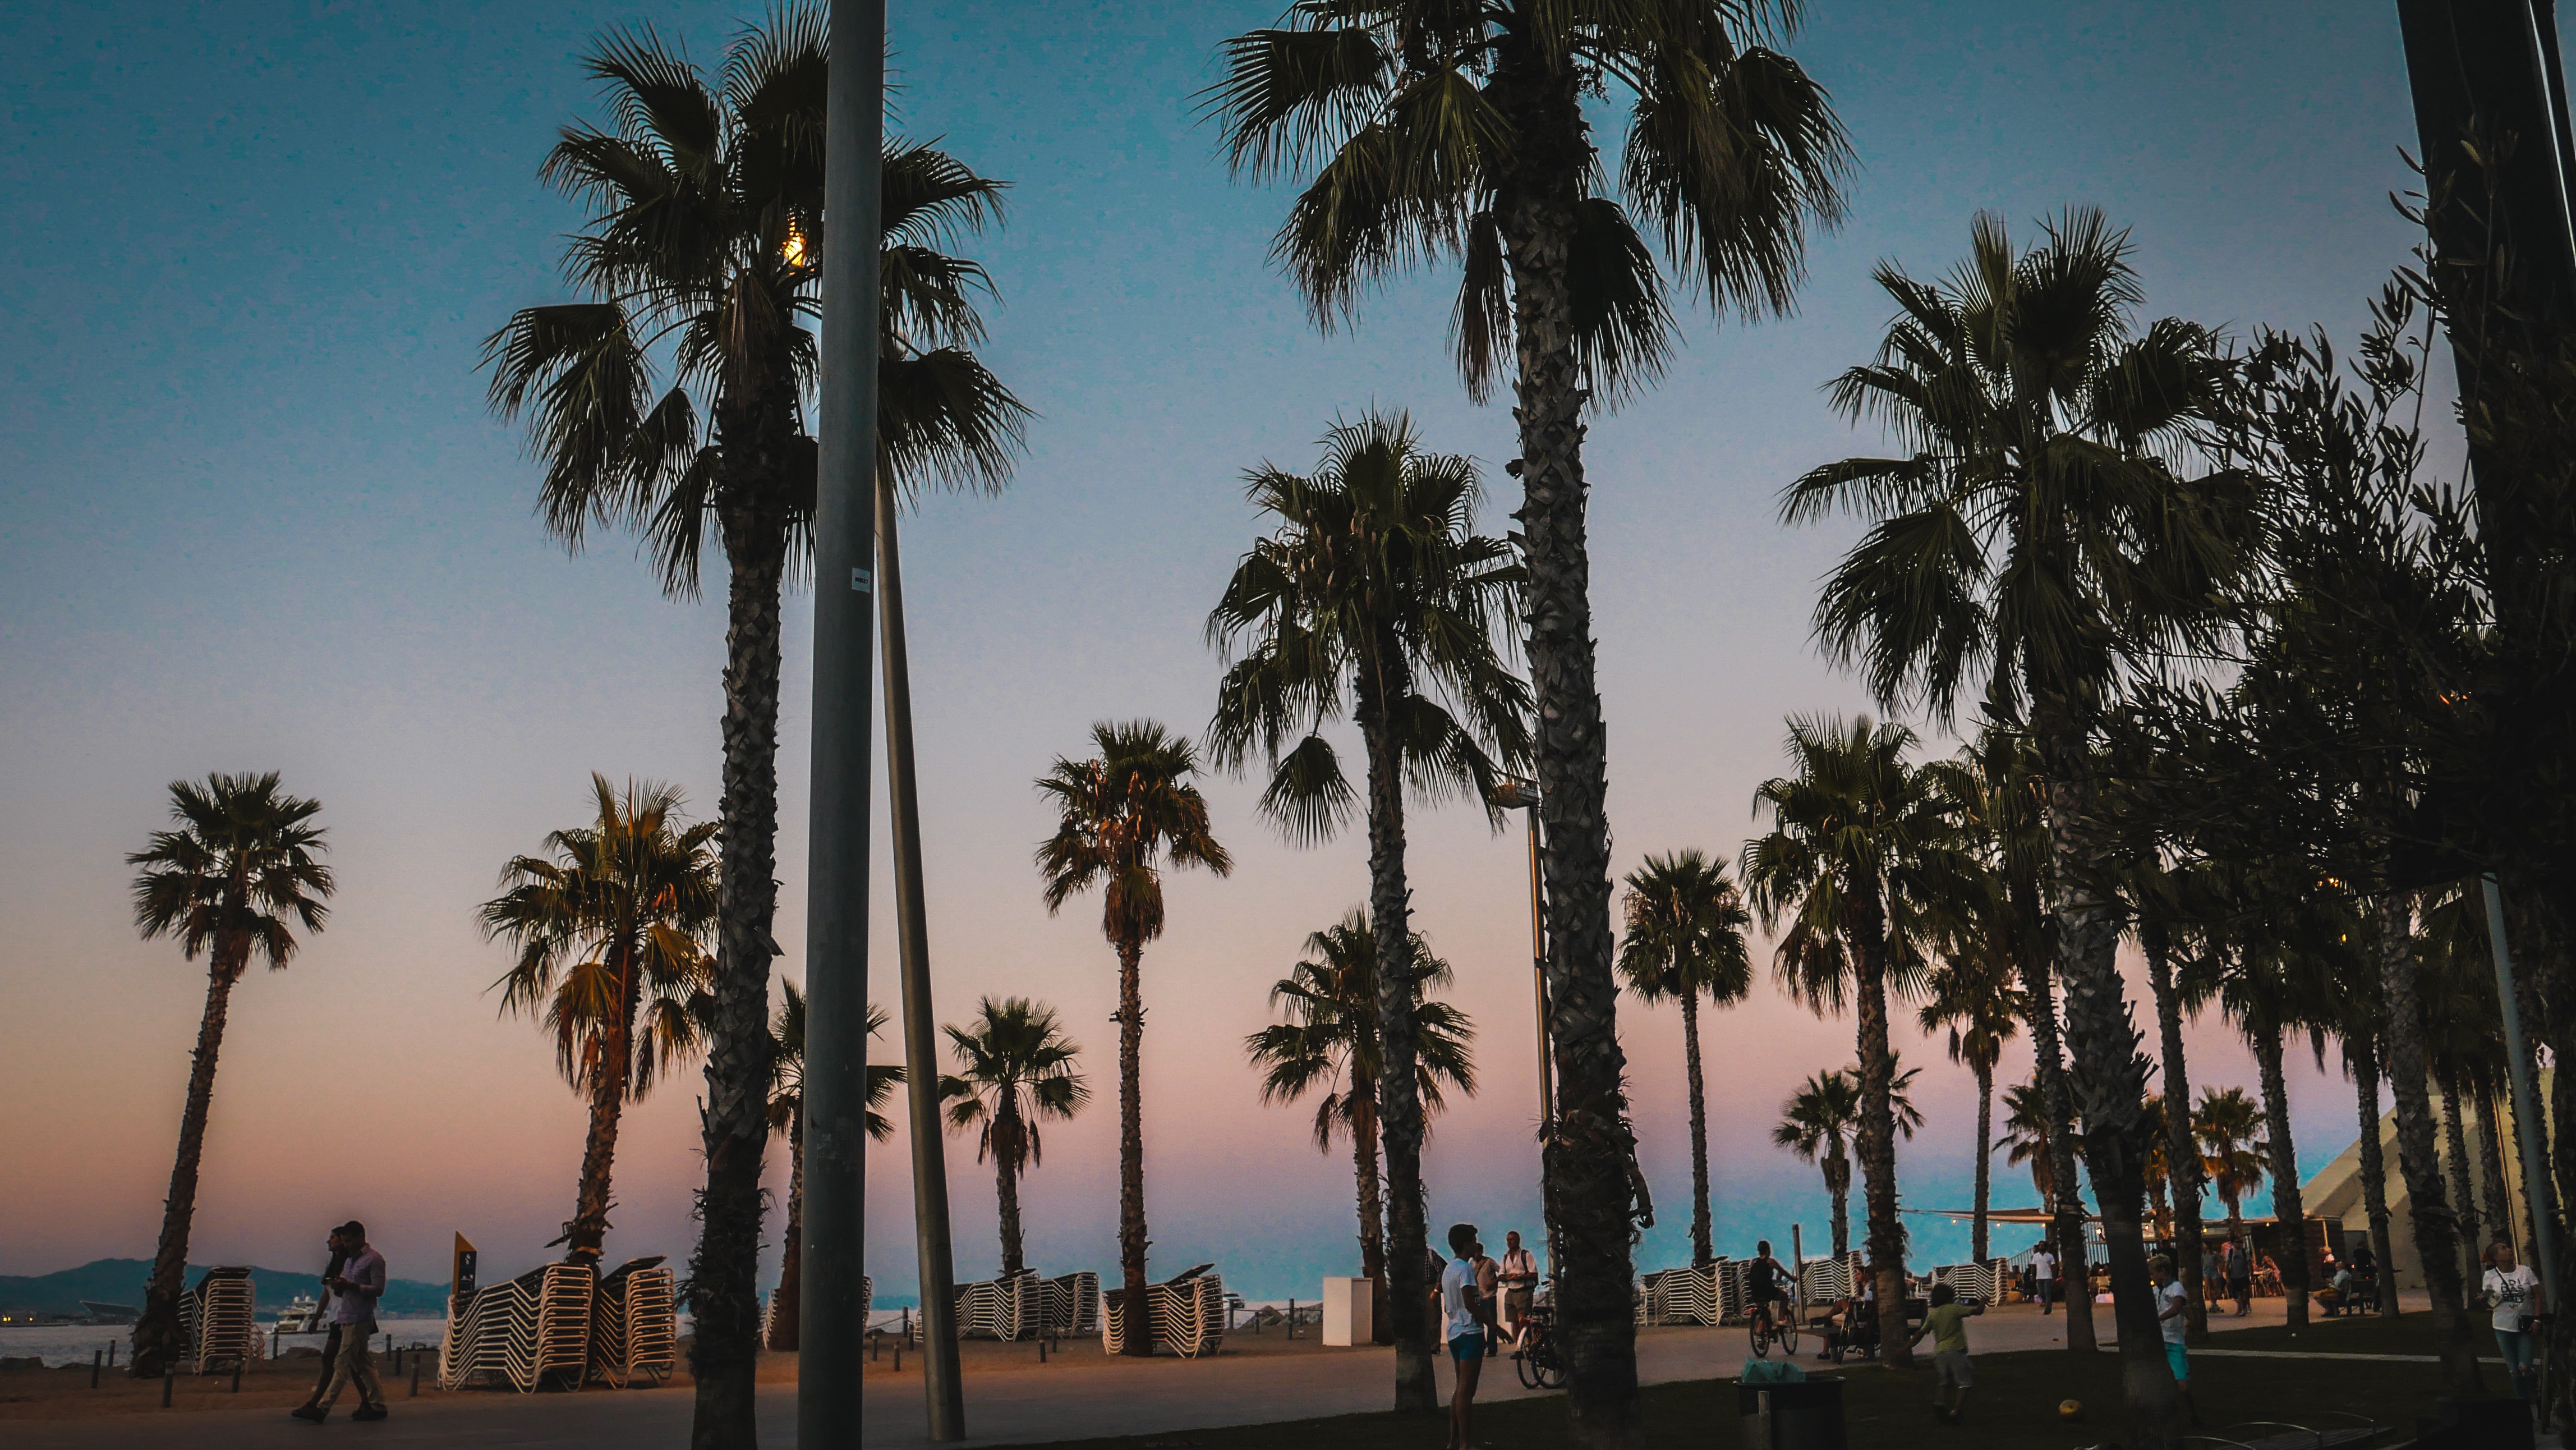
top-left (1321, 1277), bottom-right (1374, 1347)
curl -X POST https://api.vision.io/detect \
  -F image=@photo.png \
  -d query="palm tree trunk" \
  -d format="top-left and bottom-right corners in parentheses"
top-left (2013, 900), bottom-right (2097, 1353)
top-left (2347, 1039), bottom-right (2400, 1317)
top-left (2143, 920), bottom-right (2207, 1338)
top-left (1351, 1087), bottom-right (1391, 1345)
top-left (2476, 1086), bottom-right (2517, 1262)
top-left (1356, 662), bottom-right (1435, 1411)
top-left (1492, 104), bottom-right (1644, 1450)
top-left (996, 1093), bottom-right (1027, 1278)
top-left (567, 1038), bottom-right (628, 1261)
top-left (2035, 733), bottom-right (2171, 1444)
top-left (1972, 1063), bottom-right (1994, 1266)
top-left (1682, 992), bottom-right (1712, 1268)
top-left (2440, 1085), bottom-right (2481, 1284)
top-left (767, 1105), bottom-right (804, 1353)
top-left (1851, 927), bottom-right (1911, 1368)
top-left (132, 948), bottom-right (245, 1376)
top-left (2373, 889), bottom-right (2483, 1394)
top-left (1115, 938), bottom-right (1151, 1357)
top-left (2251, 1027), bottom-right (2308, 1328)
top-left (692, 519), bottom-right (786, 1449)
top-left (1827, 1152), bottom-right (1850, 1260)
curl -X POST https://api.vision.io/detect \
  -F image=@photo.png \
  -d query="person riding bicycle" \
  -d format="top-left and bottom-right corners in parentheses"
top-left (1745, 1241), bottom-right (1792, 1336)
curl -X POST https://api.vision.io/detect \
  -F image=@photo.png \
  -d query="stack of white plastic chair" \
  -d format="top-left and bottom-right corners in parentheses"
top-left (1041, 1271), bottom-right (1099, 1335)
top-left (1102, 1267), bottom-right (1226, 1357)
top-left (589, 1257), bottom-right (678, 1387)
top-left (183, 1267), bottom-right (258, 1373)
top-left (439, 1261), bottom-right (595, 1392)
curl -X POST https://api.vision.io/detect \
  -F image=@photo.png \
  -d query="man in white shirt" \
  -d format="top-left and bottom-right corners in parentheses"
top-left (1496, 1231), bottom-right (1538, 1347)
top-left (1439, 1223), bottom-right (1491, 1450)
top-left (2031, 1243), bottom-right (2057, 1315)
top-left (2483, 1240), bottom-right (2547, 1400)
top-left (2152, 1254), bottom-right (2201, 1428)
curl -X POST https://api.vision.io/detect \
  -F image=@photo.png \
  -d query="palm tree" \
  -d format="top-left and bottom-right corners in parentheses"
top-left (1999, 1080), bottom-right (2059, 1206)
top-left (2140, 1095), bottom-right (2173, 1237)
top-left (482, 16), bottom-right (1026, 1433)
top-left (2193, 1086), bottom-right (2269, 1245)
top-left (1618, 851), bottom-right (1752, 1267)
top-left (1204, 409), bottom-right (1525, 1406)
top-left (1786, 210), bottom-right (2249, 1439)
top-left (126, 772), bottom-right (334, 1376)
top-left (2215, 925), bottom-right (2332, 1328)
top-left (1244, 910), bottom-right (1476, 1343)
top-left (480, 775), bottom-right (719, 1263)
top-left (941, 998), bottom-right (1091, 1278)
top-left (1206, 12), bottom-right (1849, 1437)
top-left (763, 990), bottom-right (902, 1353)
top-left (1774, 1064), bottom-right (1923, 1261)
top-left (1743, 715), bottom-right (1962, 1367)
top-left (1036, 721), bottom-right (1232, 1355)
top-left (1917, 949), bottom-right (2023, 1264)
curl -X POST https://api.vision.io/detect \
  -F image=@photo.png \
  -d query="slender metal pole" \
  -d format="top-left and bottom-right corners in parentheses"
top-left (880, 471), bottom-right (964, 1436)
top-left (2480, 874), bottom-right (2560, 1313)
top-left (799, 0), bottom-right (889, 1443)
top-left (1526, 807), bottom-right (1552, 1125)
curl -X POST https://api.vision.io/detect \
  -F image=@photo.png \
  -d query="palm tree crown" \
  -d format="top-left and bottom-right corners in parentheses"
top-left (2194, 1085), bottom-right (2270, 1218)
top-left (942, 998), bottom-right (1091, 1174)
top-left (1247, 911), bottom-right (1478, 1146)
top-left (1036, 721), bottom-right (1235, 944)
top-left (131, 771), bottom-right (335, 973)
top-left (1617, 850), bottom-right (1754, 1009)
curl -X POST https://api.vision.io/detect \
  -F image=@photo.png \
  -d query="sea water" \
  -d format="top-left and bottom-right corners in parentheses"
top-left (0, 1316), bottom-right (454, 1370)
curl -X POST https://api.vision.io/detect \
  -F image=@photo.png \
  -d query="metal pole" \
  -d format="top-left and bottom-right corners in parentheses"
top-left (1526, 806), bottom-right (1552, 1125)
top-left (2480, 874), bottom-right (2560, 1312)
top-left (879, 469), bottom-right (964, 1436)
top-left (799, 0), bottom-right (891, 1443)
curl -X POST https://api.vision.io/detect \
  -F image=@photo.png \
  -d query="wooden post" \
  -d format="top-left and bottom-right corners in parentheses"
top-left (411, 1357), bottom-right (423, 1398)
top-left (231, 1361), bottom-right (242, 1393)
top-left (161, 1368), bottom-right (173, 1407)
top-left (107, 1340), bottom-right (116, 1368)
top-left (90, 1350), bottom-right (100, 1388)
top-left (1289, 1298), bottom-right (1298, 1340)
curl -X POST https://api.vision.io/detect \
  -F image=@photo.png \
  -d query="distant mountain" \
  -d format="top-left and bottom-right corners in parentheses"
top-left (0, 1260), bottom-right (449, 1319)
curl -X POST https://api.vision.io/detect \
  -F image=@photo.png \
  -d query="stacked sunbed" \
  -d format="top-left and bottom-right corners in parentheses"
top-left (1040, 1270), bottom-right (1100, 1336)
top-left (1928, 1258), bottom-right (2013, 1305)
top-left (1796, 1251), bottom-right (1867, 1305)
top-left (438, 1261), bottom-right (595, 1392)
top-left (954, 1269), bottom-right (1043, 1339)
top-left (183, 1267), bottom-right (259, 1373)
top-left (1101, 1266), bottom-right (1226, 1358)
top-left (588, 1256), bottom-right (678, 1387)
top-left (1637, 1261), bottom-right (1724, 1325)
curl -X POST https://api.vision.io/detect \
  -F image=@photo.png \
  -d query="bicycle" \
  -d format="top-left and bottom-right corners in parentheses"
top-left (1746, 1293), bottom-right (1800, 1358)
top-left (1511, 1305), bottom-right (1566, 1391)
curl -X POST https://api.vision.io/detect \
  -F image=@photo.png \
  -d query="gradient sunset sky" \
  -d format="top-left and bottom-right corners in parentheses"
top-left (3, 1), bottom-right (2436, 1302)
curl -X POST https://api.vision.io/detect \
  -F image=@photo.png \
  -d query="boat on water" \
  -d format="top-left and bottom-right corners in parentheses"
top-left (81, 1301), bottom-right (136, 1325)
top-left (275, 1295), bottom-right (325, 1332)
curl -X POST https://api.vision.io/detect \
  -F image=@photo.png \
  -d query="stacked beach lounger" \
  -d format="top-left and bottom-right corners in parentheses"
top-left (589, 1257), bottom-right (678, 1387)
top-left (1101, 1266), bottom-right (1226, 1358)
top-left (1637, 1261), bottom-right (1724, 1326)
top-left (1041, 1271), bottom-right (1100, 1336)
top-left (1928, 1259), bottom-right (2014, 1304)
top-left (1796, 1251), bottom-right (1867, 1306)
top-left (439, 1261), bottom-right (595, 1392)
top-left (954, 1270), bottom-right (1041, 1340)
top-left (183, 1267), bottom-right (259, 1373)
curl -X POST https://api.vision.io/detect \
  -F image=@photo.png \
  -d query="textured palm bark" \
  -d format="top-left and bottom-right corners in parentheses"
top-left (995, 1091), bottom-right (1027, 1277)
top-left (689, 504), bottom-right (784, 1450)
top-left (1849, 898), bottom-right (1911, 1368)
top-left (1115, 938), bottom-right (1151, 1357)
top-left (1825, 1146), bottom-right (1851, 1260)
top-left (2347, 1041), bottom-right (2400, 1316)
top-left (2037, 735), bottom-right (2174, 1447)
top-left (132, 937), bottom-right (246, 1378)
top-left (1683, 992), bottom-right (1712, 1268)
top-left (568, 1037), bottom-right (628, 1261)
top-left (2440, 1089), bottom-right (2481, 1283)
top-left (2373, 891), bottom-right (2483, 1394)
top-left (1971, 1063), bottom-right (1994, 1265)
top-left (767, 1105), bottom-right (802, 1352)
top-left (2012, 896), bottom-right (2097, 1353)
top-left (2252, 1031), bottom-right (2308, 1328)
top-left (1351, 1089), bottom-right (1391, 1345)
top-left (2475, 1089), bottom-right (2517, 1261)
top-left (1356, 651), bottom-right (1436, 1410)
top-left (2143, 921), bottom-right (2207, 1338)
top-left (1493, 35), bottom-right (1641, 1450)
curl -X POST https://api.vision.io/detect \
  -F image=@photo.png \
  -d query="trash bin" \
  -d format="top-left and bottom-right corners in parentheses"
top-left (1319, 1277), bottom-right (1373, 1347)
top-left (1737, 1376), bottom-right (1846, 1450)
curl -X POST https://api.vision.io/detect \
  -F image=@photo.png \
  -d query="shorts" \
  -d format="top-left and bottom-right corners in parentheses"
top-left (1934, 1350), bottom-right (1974, 1389)
top-left (2228, 1277), bottom-right (2251, 1299)
top-left (1447, 1327), bottom-right (1486, 1362)
top-left (1503, 1287), bottom-right (1534, 1322)
top-left (2164, 1342), bottom-right (2190, 1382)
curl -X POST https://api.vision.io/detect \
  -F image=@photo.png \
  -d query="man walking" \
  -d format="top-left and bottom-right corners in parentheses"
top-left (2154, 1254), bottom-right (2202, 1428)
top-left (1439, 1223), bottom-right (1492, 1450)
top-left (292, 1221), bottom-right (387, 1424)
top-left (2030, 1241), bottom-right (2056, 1315)
top-left (1496, 1231), bottom-right (1538, 1348)
top-left (2223, 1231), bottom-right (2252, 1318)
top-left (291, 1226), bottom-right (352, 1421)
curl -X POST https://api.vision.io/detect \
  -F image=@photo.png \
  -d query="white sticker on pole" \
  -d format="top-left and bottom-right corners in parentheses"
top-left (851, 567), bottom-right (873, 594)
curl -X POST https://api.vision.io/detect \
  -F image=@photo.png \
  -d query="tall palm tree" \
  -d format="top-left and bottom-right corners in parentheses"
top-left (1999, 1080), bottom-right (2059, 1206)
top-left (1244, 910), bottom-right (1476, 1343)
top-left (126, 772), bottom-right (334, 1376)
top-left (763, 990), bottom-right (902, 1353)
top-left (1617, 850), bottom-right (1752, 1267)
top-left (1917, 949), bottom-right (2024, 1264)
top-left (940, 998), bottom-right (1091, 1278)
top-left (2215, 926), bottom-right (2332, 1327)
top-left (1786, 210), bottom-right (2250, 1439)
top-left (2193, 1086), bottom-right (2269, 1245)
top-left (1036, 721), bottom-right (1232, 1355)
top-left (1206, 11), bottom-right (1849, 1438)
top-left (480, 774), bottom-right (720, 1263)
top-left (1204, 409), bottom-right (1526, 1406)
top-left (1774, 1064), bottom-right (1923, 1262)
top-left (482, 16), bottom-right (1026, 1434)
top-left (1743, 715), bottom-right (1962, 1366)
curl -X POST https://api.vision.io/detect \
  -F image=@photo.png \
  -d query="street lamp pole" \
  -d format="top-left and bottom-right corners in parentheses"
top-left (2480, 874), bottom-right (2560, 1314)
top-left (1491, 778), bottom-right (1556, 1291)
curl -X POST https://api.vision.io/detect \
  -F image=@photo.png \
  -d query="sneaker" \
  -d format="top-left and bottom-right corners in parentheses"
top-left (353, 1406), bottom-right (389, 1422)
top-left (289, 1406), bottom-right (328, 1424)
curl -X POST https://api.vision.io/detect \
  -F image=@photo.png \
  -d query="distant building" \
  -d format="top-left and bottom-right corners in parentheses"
top-left (2302, 1075), bottom-right (2551, 1290)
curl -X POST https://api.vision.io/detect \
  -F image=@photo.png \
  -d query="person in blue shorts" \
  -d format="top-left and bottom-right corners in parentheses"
top-left (2152, 1255), bottom-right (2202, 1428)
top-left (1440, 1222), bottom-right (1492, 1450)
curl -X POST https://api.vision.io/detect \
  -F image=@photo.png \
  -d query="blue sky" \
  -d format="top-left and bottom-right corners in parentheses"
top-left (3, 1), bottom-right (2437, 1301)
